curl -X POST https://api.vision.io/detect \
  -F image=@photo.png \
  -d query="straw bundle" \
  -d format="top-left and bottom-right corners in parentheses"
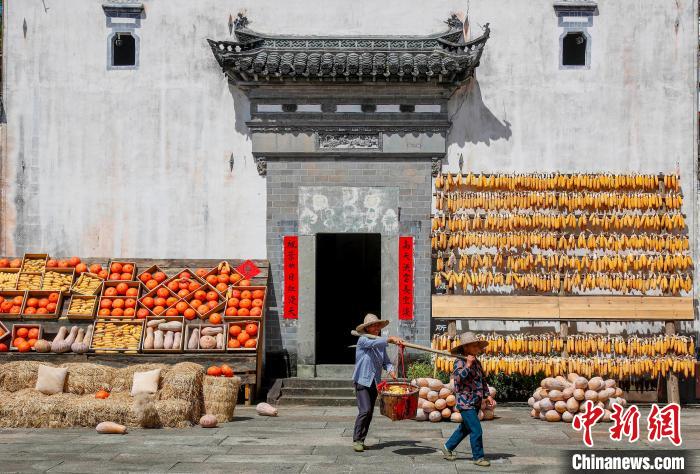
top-left (154, 399), bottom-right (197, 428)
top-left (203, 375), bottom-right (241, 423)
top-left (159, 362), bottom-right (204, 401)
top-left (0, 361), bottom-right (55, 392)
top-left (61, 363), bottom-right (115, 395)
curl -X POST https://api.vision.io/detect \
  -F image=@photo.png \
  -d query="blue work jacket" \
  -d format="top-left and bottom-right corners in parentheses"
top-left (352, 336), bottom-right (395, 387)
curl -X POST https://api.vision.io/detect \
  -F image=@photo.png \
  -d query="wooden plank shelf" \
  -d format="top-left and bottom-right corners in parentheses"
top-left (432, 295), bottom-right (694, 321)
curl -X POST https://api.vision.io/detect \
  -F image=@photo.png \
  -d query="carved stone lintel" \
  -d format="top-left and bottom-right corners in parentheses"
top-left (316, 133), bottom-right (381, 151)
top-left (254, 156), bottom-right (267, 176)
top-left (431, 157), bottom-right (443, 177)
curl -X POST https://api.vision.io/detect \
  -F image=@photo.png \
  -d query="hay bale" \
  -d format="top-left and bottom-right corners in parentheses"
top-left (159, 362), bottom-right (204, 401)
top-left (203, 375), bottom-right (240, 423)
top-left (0, 361), bottom-right (54, 392)
top-left (154, 399), bottom-right (196, 428)
top-left (110, 364), bottom-right (170, 393)
top-left (61, 363), bottom-right (115, 395)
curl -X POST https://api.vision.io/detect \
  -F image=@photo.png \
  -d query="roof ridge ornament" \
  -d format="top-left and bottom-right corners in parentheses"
top-left (234, 11), bottom-right (249, 30)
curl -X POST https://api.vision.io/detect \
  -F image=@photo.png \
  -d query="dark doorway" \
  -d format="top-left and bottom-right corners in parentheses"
top-left (562, 32), bottom-right (587, 66)
top-left (316, 233), bottom-right (381, 365)
top-left (112, 33), bottom-right (136, 66)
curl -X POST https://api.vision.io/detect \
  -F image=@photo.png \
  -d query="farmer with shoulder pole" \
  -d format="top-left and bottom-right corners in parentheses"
top-left (441, 332), bottom-right (494, 468)
top-left (351, 313), bottom-right (405, 453)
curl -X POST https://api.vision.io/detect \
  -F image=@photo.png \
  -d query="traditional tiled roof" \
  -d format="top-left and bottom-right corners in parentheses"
top-left (208, 14), bottom-right (489, 85)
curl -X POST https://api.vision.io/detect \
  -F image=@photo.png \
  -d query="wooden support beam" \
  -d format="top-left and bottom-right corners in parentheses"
top-left (560, 321), bottom-right (569, 358)
top-left (665, 321), bottom-right (680, 404)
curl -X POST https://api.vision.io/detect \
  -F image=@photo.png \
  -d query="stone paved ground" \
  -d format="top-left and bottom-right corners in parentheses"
top-left (0, 406), bottom-right (698, 473)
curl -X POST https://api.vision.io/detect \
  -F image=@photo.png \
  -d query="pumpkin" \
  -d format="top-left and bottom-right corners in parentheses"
top-left (438, 387), bottom-right (452, 399)
top-left (548, 390), bottom-right (564, 402)
top-left (445, 395), bottom-right (456, 407)
top-left (539, 398), bottom-right (554, 412)
top-left (95, 389), bottom-right (110, 399)
top-left (426, 391), bottom-right (439, 402)
top-left (207, 366), bottom-right (222, 377)
top-left (428, 410), bottom-right (442, 423)
top-left (554, 375), bottom-right (568, 385)
top-left (34, 339), bottom-right (51, 353)
top-left (200, 414), bottom-right (218, 428)
top-left (533, 401), bottom-right (541, 412)
top-left (573, 389), bottom-right (585, 401)
top-left (539, 411), bottom-right (546, 421)
top-left (220, 364), bottom-right (234, 377)
top-left (545, 410), bottom-right (561, 422)
top-left (567, 373), bottom-right (580, 383)
top-left (418, 387), bottom-right (430, 399)
top-left (614, 387), bottom-right (623, 398)
top-left (422, 401), bottom-right (436, 413)
top-left (434, 399), bottom-right (447, 411)
top-left (96, 421), bottom-right (127, 434)
top-left (450, 411), bottom-right (463, 423)
top-left (540, 378), bottom-right (553, 389)
top-left (566, 398), bottom-right (579, 413)
top-left (441, 408), bottom-right (452, 419)
top-left (588, 377), bottom-right (604, 391)
top-left (597, 389), bottom-right (611, 402)
top-left (602, 409), bottom-right (612, 422)
top-left (199, 335), bottom-right (217, 349)
top-left (547, 380), bottom-right (566, 391)
top-left (415, 408), bottom-right (427, 421)
top-left (428, 379), bottom-right (443, 391)
top-left (256, 402), bottom-right (278, 417)
top-left (584, 390), bottom-right (598, 402)
top-left (574, 377), bottom-right (588, 389)
top-left (554, 401), bottom-right (567, 414)
top-left (561, 411), bottom-right (574, 423)
top-left (562, 388), bottom-right (574, 400)
top-left (417, 398), bottom-right (425, 409)
top-left (478, 410), bottom-right (484, 421)
top-left (482, 410), bottom-right (494, 421)
top-left (531, 409), bottom-right (539, 418)
top-left (604, 379), bottom-right (616, 389)
top-left (416, 378), bottom-right (429, 388)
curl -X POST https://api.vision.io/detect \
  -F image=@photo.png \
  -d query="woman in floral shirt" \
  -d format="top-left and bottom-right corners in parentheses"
top-left (441, 332), bottom-right (494, 467)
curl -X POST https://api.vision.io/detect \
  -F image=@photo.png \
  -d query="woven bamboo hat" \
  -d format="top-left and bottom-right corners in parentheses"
top-left (355, 313), bottom-right (390, 334)
top-left (450, 331), bottom-right (489, 354)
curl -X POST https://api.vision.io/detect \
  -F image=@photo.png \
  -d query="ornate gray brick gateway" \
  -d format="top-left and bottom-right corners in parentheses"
top-left (209, 14), bottom-right (489, 377)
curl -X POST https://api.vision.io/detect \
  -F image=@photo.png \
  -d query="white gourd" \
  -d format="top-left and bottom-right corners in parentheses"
top-left (172, 330), bottom-right (182, 350)
top-left (426, 391), bottom-right (439, 402)
top-left (415, 408), bottom-right (427, 421)
top-left (163, 331), bottom-right (174, 350)
top-left (188, 329), bottom-right (199, 350)
top-left (428, 410), bottom-right (442, 422)
top-left (144, 327), bottom-right (155, 350)
top-left (154, 330), bottom-right (164, 349)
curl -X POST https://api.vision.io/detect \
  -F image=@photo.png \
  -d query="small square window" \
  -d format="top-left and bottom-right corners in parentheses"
top-left (112, 33), bottom-right (136, 67)
top-left (562, 32), bottom-right (587, 66)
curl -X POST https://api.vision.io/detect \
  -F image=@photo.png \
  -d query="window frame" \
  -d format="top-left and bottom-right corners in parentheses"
top-left (107, 30), bottom-right (139, 70)
top-left (559, 29), bottom-right (591, 70)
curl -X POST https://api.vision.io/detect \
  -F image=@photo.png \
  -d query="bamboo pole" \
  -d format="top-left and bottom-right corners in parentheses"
top-left (349, 330), bottom-right (467, 360)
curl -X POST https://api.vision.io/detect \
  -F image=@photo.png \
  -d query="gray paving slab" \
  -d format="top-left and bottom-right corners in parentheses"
top-left (0, 460), bottom-right (64, 473)
top-left (170, 462), bottom-right (304, 473)
top-left (47, 461), bottom-right (177, 473)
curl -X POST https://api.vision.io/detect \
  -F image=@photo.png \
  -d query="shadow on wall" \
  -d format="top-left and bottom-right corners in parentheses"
top-left (228, 83), bottom-right (252, 139)
top-left (448, 78), bottom-right (512, 148)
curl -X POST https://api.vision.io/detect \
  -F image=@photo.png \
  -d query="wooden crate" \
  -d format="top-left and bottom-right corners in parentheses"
top-left (96, 296), bottom-right (139, 319)
top-left (20, 291), bottom-right (63, 320)
top-left (0, 290), bottom-right (27, 320)
top-left (66, 295), bottom-right (98, 321)
top-left (0, 269), bottom-right (20, 291)
top-left (106, 260), bottom-right (137, 281)
top-left (40, 268), bottom-right (75, 294)
top-left (10, 323), bottom-right (43, 351)
top-left (90, 319), bottom-right (144, 353)
top-left (141, 316), bottom-right (185, 353)
top-left (223, 286), bottom-right (266, 320)
top-left (184, 283), bottom-right (225, 320)
top-left (226, 320), bottom-right (260, 352)
top-left (0, 320), bottom-right (9, 342)
top-left (71, 272), bottom-right (104, 296)
top-left (184, 323), bottom-right (227, 352)
top-left (136, 265), bottom-right (169, 292)
top-left (204, 261), bottom-right (245, 295)
top-left (16, 272), bottom-right (43, 291)
top-left (21, 253), bottom-right (47, 273)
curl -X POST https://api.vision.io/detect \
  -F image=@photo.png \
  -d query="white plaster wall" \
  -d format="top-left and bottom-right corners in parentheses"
top-left (2, 1), bottom-right (697, 276)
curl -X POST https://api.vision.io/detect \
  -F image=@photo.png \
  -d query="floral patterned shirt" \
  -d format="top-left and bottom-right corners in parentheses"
top-left (452, 357), bottom-right (486, 411)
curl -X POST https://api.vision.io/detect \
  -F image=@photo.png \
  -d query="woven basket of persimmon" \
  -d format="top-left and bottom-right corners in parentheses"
top-left (378, 382), bottom-right (419, 421)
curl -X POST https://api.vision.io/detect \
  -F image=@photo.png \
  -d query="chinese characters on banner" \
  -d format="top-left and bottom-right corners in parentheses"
top-left (573, 401), bottom-right (682, 447)
top-left (398, 236), bottom-right (414, 320)
top-left (283, 236), bottom-right (299, 319)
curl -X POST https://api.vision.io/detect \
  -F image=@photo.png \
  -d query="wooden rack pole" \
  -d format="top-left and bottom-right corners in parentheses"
top-left (665, 321), bottom-right (680, 404)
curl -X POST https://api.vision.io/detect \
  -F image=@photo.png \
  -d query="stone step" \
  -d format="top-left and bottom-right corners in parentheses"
top-left (276, 395), bottom-right (358, 406)
top-left (281, 378), bottom-right (355, 389)
top-left (315, 364), bottom-right (355, 378)
top-left (281, 387), bottom-right (356, 398)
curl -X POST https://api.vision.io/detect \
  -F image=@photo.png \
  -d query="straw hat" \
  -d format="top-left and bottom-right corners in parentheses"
top-left (355, 313), bottom-right (390, 334)
top-left (450, 331), bottom-right (489, 354)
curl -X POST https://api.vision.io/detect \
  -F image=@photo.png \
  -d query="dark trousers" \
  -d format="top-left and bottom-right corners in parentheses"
top-left (445, 408), bottom-right (485, 460)
top-left (353, 382), bottom-right (377, 442)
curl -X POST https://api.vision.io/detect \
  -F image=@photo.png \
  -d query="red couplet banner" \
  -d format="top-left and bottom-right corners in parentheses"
top-left (283, 236), bottom-right (299, 319)
top-left (398, 236), bottom-right (414, 320)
